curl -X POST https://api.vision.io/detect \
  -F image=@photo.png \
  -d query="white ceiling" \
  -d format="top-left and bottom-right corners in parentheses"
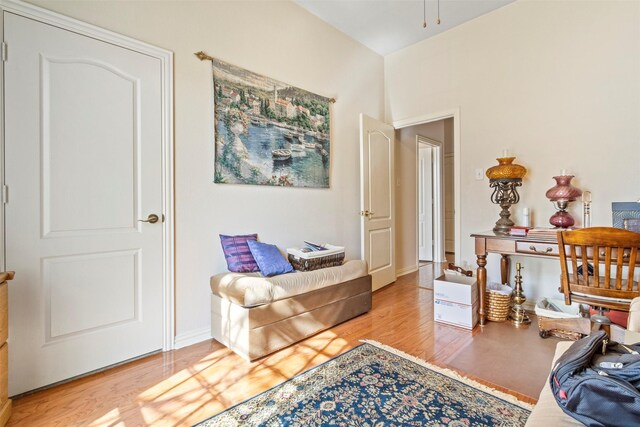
top-left (295, 0), bottom-right (517, 56)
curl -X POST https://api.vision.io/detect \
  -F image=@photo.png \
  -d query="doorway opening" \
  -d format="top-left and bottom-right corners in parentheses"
top-left (393, 111), bottom-right (458, 275)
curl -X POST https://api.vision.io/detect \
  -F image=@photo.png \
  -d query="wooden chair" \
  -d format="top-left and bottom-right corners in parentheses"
top-left (557, 227), bottom-right (640, 333)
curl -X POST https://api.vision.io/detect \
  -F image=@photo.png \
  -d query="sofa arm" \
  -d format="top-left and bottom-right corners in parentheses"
top-left (628, 297), bottom-right (640, 333)
top-left (624, 297), bottom-right (640, 344)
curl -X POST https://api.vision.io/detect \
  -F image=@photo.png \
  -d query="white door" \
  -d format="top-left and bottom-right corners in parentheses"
top-left (418, 145), bottom-right (433, 261)
top-left (4, 13), bottom-right (164, 395)
top-left (359, 114), bottom-right (395, 291)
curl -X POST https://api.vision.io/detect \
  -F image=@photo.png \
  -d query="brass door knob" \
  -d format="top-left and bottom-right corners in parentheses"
top-left (139, 214), bottom-right (160, 224)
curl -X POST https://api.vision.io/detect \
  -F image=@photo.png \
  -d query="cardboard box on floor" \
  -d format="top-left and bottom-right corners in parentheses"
top-left (434, 271), bottom-right (478, 330)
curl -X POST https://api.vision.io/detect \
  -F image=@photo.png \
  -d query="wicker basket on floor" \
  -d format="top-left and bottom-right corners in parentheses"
top-left (537, 316), bottom-right (585, 341)
top-left (486, 288), bottom-right (511, 322)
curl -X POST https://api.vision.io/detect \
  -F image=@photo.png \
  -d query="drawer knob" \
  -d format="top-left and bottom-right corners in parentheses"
top-left (529, 245), bottom-right (552, 253)
top-left (599, 250), bottom-right (630, 259)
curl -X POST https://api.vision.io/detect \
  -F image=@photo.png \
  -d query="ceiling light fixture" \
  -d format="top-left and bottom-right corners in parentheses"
top-left (423, 0), bottom-right (442, 28)
top-left (423, 0), bottom-right (427, 28)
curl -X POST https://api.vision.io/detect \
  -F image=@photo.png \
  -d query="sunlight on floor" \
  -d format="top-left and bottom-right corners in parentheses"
top-left (118, 332), bottom-right (352, 426)
top-left (88, 407), bottom-right (123, 427)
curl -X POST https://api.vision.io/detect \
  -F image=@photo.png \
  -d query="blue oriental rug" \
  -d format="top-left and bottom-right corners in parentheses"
top-left (196, 341), bottom-right (532, 426)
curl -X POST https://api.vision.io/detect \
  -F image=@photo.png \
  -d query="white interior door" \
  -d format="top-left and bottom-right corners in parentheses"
top-left (4, 13), bottom-right (164, 395)
top-left (360, 114), bottom-right (395, 291)
top-left (418, 145), bottom-right (433, 261)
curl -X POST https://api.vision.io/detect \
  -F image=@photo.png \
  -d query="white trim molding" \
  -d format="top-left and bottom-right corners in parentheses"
top-left (1, 0), bottom-right (176, 350)
top-left (396, 265), bottom-right (419, 277)
top-left (174, 327), bottom-right (212, 350)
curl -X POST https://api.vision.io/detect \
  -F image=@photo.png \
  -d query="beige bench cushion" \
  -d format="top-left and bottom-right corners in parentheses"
top-left (525, 341), bottom-right (584, 426)
top-left (210, 259), bottom-right (367, 307)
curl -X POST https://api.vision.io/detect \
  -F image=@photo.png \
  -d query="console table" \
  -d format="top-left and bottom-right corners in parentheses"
top-left (471, 231), bottom-right (560, 325)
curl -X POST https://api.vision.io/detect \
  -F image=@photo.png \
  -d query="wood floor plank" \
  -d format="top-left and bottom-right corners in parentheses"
top-left (9, 263), bottom-right (558, 426)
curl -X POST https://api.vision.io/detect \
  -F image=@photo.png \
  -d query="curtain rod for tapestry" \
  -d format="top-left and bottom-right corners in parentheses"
top-left (194, 51), bottom-right (336, 104)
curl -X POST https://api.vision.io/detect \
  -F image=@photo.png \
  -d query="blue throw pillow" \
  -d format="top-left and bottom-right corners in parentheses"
top-left (247, 240), bottom-right (294, 277)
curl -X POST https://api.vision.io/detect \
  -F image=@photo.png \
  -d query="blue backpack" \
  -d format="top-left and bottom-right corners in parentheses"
top-left (550, 330), bottom-right (640, 426)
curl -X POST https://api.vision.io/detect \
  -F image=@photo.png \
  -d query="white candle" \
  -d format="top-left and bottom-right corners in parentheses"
top-left (560, 169), bottom-right (567, 176)
top-left (522, 208), bottom-right (531, 227)
top-left (502, 149), bottom-right (509, 157)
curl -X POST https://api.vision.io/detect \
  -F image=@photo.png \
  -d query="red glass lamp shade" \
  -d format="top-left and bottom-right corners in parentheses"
top-left (545, 175), bottom-right (582, 202)
top-left (545, 175), bottom-right (582, 228)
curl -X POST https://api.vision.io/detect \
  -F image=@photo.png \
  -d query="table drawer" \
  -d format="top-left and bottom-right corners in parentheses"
top-left (516, 241), bottom-right (559, 256)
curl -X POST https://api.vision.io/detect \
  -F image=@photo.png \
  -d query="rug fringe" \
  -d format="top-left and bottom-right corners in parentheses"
top-left (361, 339), bottom-right (535, 411)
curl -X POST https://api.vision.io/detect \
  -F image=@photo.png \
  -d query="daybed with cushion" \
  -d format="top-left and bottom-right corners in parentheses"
top-left (210, 260), bottom-right (372, 360)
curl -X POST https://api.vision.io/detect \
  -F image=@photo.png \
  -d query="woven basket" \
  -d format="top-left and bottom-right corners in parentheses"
top-left (537, 316), bottom-right (584, 341)
top-left (486, 289), bottom-right (511, 322)
top-left (288, 252), bottom-right (345, 272)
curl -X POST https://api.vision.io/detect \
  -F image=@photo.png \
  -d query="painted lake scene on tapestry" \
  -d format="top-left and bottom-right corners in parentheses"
top-left (211, 58), bottom-right (331, 188)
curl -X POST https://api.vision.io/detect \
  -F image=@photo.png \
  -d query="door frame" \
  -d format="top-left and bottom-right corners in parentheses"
top-left (416, 136), bottom-right (443, 264)
top-left (394, 109), bottom-right (461, 266)
top-left (0, 0), bottom-right (176, 350)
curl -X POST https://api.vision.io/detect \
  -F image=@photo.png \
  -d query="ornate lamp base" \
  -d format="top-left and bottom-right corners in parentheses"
top-left (489, 178), bottom-right (522, 235)
top-left (549, 201), bottom-right (575, 228)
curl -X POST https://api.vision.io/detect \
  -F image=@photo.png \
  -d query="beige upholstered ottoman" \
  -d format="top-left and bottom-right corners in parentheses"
top-left (210, 260), bottom-right (372, 361)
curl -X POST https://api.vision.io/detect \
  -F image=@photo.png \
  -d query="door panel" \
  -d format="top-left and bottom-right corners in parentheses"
top-left (360, 114), bottom-right (395, 291)
top-left (4, 13), bottom-right (164, 395)
top-left (44, 250), bottom-right (139, 340)
top-left (368, 138), bottom-right (391, 219)
top-left (368, 229), bottom-right (392, 272)
top-left (43, 57), bottom-right (138, 236)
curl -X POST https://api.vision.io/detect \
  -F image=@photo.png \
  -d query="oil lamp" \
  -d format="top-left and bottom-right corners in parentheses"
top-left (545, 173), bottom-right (582, 228)
top-left (486, 155), bottom-right (527, 235)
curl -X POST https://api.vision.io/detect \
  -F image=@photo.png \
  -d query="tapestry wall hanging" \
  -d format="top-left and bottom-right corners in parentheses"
top-left (197, 52), bottom-right (333, 188)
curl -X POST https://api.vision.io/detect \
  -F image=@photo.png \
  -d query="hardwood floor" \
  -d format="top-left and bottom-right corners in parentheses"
top-left (9, 264), bottom-right (561, 426)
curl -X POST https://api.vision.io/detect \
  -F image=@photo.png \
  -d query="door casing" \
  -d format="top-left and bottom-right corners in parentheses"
top-left (394, 109), bottom-right (461, 267)
top-left (417, 136), bottom-right (443, 263)
top-left (0, 0), bottom-right (175, 351)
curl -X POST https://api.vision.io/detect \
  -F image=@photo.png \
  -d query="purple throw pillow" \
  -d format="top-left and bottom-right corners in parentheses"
top-left (219, 234), bottom-right (260, 273)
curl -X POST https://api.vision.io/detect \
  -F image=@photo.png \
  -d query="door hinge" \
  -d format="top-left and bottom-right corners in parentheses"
top-left (2, 185), bottom-right (8, 204)
top-left (1, 42), bottom-right (7, 62)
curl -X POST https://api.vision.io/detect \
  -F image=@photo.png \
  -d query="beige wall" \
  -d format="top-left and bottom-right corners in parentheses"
top-left (386, 0), bottom-right (640, 300)
top-left (27, 0), bottom-right (384, 342)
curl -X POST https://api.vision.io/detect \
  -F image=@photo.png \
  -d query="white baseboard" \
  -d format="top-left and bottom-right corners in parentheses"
top-left (174, 326), bottom-right (212, 350)
top-left (396, 265), bottom-right (418, 277)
